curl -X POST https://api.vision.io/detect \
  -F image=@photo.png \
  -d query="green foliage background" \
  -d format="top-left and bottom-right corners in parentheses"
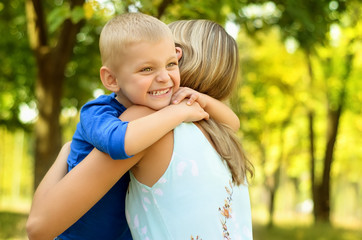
top-left (0, 0), bottom-right (361, 239)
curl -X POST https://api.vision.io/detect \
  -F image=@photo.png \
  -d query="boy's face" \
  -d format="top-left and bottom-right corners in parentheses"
top-left (114, 37), bottom-right (180, 110)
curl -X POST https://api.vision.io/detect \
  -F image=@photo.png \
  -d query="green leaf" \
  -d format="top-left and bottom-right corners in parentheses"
top-left (71, 6), bottom-right (85, 24)
top-left (47, 4), bottom-right (71, 33)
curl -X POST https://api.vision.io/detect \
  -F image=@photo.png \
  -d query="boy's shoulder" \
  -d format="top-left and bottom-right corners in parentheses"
top-left (82, 93), bottom-right (125, 111)
top-left (79, 93), bottom-right (127, 120)
top-left (85, 92), bottom-right (116, 106)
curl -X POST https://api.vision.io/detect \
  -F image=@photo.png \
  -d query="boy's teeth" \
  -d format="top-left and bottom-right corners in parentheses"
top-left (151, 89), bottom-right (168, 96)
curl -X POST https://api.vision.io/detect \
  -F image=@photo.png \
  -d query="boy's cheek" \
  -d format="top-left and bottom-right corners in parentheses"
top-left (173, 71), bottom-right (181, 88)
top-left (173, 85), bottom-right (180, 94)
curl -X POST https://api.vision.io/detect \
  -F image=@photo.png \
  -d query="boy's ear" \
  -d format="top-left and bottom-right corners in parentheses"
top-left (100, 66), bottom-right (120, 92)
top-left (176, 46), bottom-right (183, 60)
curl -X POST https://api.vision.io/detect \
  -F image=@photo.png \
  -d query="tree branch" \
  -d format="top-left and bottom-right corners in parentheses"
top-left (26, 0), bottom-right (48, 50)
top-left (157, 0), bottom-right (173, 19)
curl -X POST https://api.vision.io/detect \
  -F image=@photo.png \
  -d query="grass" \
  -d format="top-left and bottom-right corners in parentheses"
top-left (0, 211), bottom-right (361, 240)
top-left (0, 211), bottom-right (27, 240)
top-left (253, 222), bottom-right (362, 240)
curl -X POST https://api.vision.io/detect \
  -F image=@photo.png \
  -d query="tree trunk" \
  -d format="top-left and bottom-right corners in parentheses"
top-left (268, 185), bottom-right (276, 228)
top-left (315, 52), bottom-right (353, 222)
top-left (26, 0), bottom-right (85, 189)
top-left (267, 169), bottom-right (280, 228)
top-left (309, 47), bottom-right (353, 223)
top-left (304, 51), bottom-right (323, 222)
top-left (314, 109), bottom-right (340, 222)
top-left (33, 50), bottom-right (63, 190)
top-left (309, 110), bottom-right (320, 220)
top-left (156, 0), bottom-right (174, 19)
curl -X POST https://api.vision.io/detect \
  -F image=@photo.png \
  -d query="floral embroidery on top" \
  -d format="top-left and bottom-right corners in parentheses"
top-left (219, 180), bottom-right (234, 240)
top-left (190, 180), bottom-right (234, 240)
top-left (191, 236), bottom-right (202, 240)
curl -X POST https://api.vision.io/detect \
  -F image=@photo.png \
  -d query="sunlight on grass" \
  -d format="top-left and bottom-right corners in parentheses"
top-left (0, 210), bottom-right (361, 240)
top-left (251, 205), bottom-right (362, 240)
top-left (253, 222), bottom-right (362, 240)
top-left (0, 212), bottom-right (27, 240)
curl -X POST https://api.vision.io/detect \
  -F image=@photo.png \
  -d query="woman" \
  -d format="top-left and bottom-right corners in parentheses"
top-left (123, 20), bottom-right (253, 239)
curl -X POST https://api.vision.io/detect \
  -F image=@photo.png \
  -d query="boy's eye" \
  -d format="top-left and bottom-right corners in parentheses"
top-left (141, 67), bottom-right (152, 72)
top-left (167, 62), bottom-right (177, 68)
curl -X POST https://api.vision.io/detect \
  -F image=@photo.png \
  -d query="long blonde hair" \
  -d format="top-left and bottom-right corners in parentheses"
top-left (169, 20), bottom-right (254, 185)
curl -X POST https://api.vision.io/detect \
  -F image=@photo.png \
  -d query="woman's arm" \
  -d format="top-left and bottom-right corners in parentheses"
top-left (26, 146), bottom-right (141, 240)
top-left (29, 142), bottom-right (70, 204)
top-left (26, 105), bottom-right (159, 240)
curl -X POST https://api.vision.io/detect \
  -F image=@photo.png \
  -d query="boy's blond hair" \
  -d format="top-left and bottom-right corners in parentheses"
top-left (99, 13), bottom-right (173, 70)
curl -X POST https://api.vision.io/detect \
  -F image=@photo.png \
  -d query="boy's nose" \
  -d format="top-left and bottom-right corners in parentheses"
top-left (156, 69), bottom-right (170, 82)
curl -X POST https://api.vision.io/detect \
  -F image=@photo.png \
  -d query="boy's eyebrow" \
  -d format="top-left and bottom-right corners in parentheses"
top-left (168, 55), bottom-right (178, 61)
top-left (133, 48), bottom-right (179, 67)
top-left (168, 52), bottom-right (179, 60)
top-left (137, 55), bottom-right (178, 66)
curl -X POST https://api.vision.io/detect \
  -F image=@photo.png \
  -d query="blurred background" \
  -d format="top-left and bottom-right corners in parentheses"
top-left (0, 0), bottom-right (361, 239)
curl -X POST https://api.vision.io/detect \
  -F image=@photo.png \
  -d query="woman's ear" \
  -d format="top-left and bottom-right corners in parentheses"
top-left (100, 66), bottom-right (120, 92)
top-left (176, 46), bottom-right (183, 60)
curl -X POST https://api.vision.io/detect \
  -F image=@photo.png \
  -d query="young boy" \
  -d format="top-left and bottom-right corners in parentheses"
top-left (28, 13), bottom-right (240, 240)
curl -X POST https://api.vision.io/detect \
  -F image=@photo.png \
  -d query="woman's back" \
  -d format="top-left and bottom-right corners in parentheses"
top-left (126, 122), bottom-right (253, 239)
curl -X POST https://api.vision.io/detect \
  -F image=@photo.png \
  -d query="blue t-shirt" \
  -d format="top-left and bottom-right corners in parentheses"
top-left (59, 93), bottom-right (132, 240)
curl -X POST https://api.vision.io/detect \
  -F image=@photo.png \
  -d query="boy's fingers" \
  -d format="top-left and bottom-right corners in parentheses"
top-left (172, 92), bottom-right (182, 104)
top-left (187, 94), bottom-right (198, 105)
top-left (172, 88), bottom-right (200, 105)
top-left (172, 94), bottom-right (185, 104)
top-left (172, 90), bottom-right (190, 104)
top-left (203, 111), bottom-right (209, 120)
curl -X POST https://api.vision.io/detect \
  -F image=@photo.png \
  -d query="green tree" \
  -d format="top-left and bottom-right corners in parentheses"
top-left (2, 1), bottom-right (360, 226)
top-left (19, 0), bottom-right (250, 190)
top-left (0, 1), bottom-right (35, 130)
top-left (231, 27), bottom-right (307, 227)
top-left (312, 0), bottom-right (361, 222)
top-left (25, 0), bottom-right (86, 188)
top-left (233, 0), bottom-right (359, 224)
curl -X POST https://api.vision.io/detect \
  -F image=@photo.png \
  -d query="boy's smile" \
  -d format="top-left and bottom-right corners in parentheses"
top-left (114, 37), bottom-right (180, 110)
top-left (148, 87), bottom-right (172, 96)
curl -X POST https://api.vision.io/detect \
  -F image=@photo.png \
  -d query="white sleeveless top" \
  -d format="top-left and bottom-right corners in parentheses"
top-left (126, 123), bottom-right (253, 240)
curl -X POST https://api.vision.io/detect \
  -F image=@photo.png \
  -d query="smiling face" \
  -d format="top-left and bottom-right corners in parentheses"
top-left (113, 37), bottom-right (180, 110)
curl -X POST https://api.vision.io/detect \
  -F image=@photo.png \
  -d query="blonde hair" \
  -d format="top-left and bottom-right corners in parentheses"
top-left (169, 20), bottom-right (238, 100)
top-left (169, 20), bottom-right (254, 185)
top-left (99, 13), bottom-right (173, 70)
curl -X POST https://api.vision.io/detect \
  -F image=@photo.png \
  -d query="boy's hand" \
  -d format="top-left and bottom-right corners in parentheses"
top-left (172, 87), bottom-right (207, 108)
top-left (173, 99), bottom-right (209, 122)
top-left (172, 87), bottom-right (240, 131)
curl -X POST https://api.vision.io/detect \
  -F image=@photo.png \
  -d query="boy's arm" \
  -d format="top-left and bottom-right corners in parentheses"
top-left (124, 99), bottom-right (208, 156)
top-left (202, 94), bottom-right (240, 131)
top-left (79, 96), bottom-right (208, 160)
top-left (172, 87), bottom-right (240, 131)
